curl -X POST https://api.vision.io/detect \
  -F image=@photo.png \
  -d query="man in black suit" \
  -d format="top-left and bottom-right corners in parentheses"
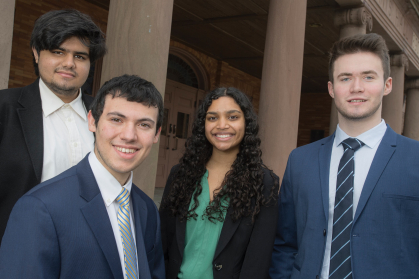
top-left (0, 9), bottom-right (107, 241)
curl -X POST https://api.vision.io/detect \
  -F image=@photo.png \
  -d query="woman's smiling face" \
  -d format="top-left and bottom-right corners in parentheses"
top-left (205, 96), bottom-right (245, 154)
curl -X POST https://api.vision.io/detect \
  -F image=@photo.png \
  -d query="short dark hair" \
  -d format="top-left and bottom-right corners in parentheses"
top-left (328, 33), bottom-right (390, 83)
top-left (30, 9), bottom-right (107, 76)
top-left (90, 75), bottom-right (164, 134)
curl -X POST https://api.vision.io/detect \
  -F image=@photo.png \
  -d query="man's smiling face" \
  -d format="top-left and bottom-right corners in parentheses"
top-left (328, 51), bottom-right (392, 124)
top-left (88, 95), bottom-right (161, 184)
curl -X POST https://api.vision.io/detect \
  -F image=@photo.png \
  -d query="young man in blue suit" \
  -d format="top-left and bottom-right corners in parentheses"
top-left (270, 33), bottom-right (419, 279)
top-left (0, 75), bottom-right (165, 279)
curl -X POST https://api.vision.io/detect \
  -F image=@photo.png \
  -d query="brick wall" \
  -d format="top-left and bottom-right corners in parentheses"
top-left (8, 0), bottom-right (108, 88)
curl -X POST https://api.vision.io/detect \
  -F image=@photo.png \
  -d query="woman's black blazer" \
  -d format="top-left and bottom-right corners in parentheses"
top-left (159, 165), bottom-right (279, 279)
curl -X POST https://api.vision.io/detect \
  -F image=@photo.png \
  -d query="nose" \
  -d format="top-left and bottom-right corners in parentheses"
top-left (351, 77), bottom-right (364, 93)
top-left (217, 117), bottom-right (229, 129)
top-left (120, 124), bottom-right (137, 142)
top-left (62, 54), bottom-right (75, 68)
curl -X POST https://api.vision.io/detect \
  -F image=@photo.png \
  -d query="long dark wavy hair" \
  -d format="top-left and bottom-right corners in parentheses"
top-left (160, 87), bottom-right (278, 223)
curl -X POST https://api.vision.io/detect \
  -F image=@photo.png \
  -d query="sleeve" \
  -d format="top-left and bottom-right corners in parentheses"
top-left (238, 171), bottom-right (279, 279)
top-left (158, 166), bottom-right (179, 268)
top-left (0, 195), bottom-right (60, 279)
top-left (269, 152), bottom-right (298, 279)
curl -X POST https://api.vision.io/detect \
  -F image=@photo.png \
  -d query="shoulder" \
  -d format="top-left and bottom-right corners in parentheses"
top-left (0, 87), bottom-right (24, 106)
top-left (288, 134), bottom-right (333, 160)
top-left (25, 166), bottom-right (79, 201)
top-left (261, 167), bottom-right (279, 194)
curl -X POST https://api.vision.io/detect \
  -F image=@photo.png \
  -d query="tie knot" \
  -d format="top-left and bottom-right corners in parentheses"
top-left (341, 138), bottom-right (365, 152)
top-left (116, 188), bottom-right (130, 207)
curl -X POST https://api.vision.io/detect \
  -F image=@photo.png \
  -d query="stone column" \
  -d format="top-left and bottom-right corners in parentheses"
top-left (258, 0), bottom-right (307, 178)
top-left (329, 7), bottom-right (373, 135)
top-left (382, 54), bottom-right (408, 134)
top-left (102, 0), bottom-right (174, 198)
top-left (404, 79), bottom-right (419, 140)
top-left (0, 0), bottom-right (15, 89)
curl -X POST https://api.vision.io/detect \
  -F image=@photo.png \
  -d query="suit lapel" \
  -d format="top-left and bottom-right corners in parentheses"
top-left (17, 80), bottom-right (44, 183)
top-left (131, 186), bottom-right (152, 279)
top-left (213, 207), bottom-right (242, 259)
top-left (78, 157), bottom-right (123, 279)
top-left (319, 134), bottom-right (335, 220)
top-left (353, 126), bottom-right (397, 223)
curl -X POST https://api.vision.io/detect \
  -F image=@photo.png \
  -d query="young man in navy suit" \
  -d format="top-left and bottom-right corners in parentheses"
top-left (0, 75), bottom-right (165, 279)
top-left (270, 33), bottom-right (419, 279)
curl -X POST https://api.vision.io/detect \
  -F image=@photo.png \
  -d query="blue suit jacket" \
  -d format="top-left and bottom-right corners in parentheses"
top-left (0, 155), bottom-right (165, 279)
top-left (270, 126), bottom-right (419, 279)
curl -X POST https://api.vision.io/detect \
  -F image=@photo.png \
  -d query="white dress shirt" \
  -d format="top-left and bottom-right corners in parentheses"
top-left (321, 120), bottom-right (387, 278)
top-left (88, 152), bottom-right (138, 279)
top-left (40, 78), bottom-right (94, 182)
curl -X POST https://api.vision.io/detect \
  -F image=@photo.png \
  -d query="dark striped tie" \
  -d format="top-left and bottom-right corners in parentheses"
top-left (329, 138), bottom-right (364, 279)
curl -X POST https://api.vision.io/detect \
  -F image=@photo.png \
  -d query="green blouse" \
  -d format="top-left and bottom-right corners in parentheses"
top-left (178, 170), bottom-right (228, 279)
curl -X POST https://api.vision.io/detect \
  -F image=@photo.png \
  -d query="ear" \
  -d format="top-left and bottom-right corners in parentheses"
top-left (383, 77), bottom-right (392, 96)
top-left (87, 111), bottom-right (97, 133)
top-left (328, 81), bottom-right (334, 98)
top-left (32, 47), bottom-right (39, 63)
top-left (153, 127), bottom-right (162, 144)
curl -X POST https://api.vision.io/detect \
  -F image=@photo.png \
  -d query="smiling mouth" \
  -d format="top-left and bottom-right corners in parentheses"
top-left (349, 100), bottom-right (366, 103)
top-left (115, 147), bottom-right (138, 154)
top-left (215, 134), bottom-right (234, 138)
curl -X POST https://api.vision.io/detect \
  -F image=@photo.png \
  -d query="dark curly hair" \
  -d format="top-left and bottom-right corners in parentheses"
top-left (160, 87), bottom-right (278, 223)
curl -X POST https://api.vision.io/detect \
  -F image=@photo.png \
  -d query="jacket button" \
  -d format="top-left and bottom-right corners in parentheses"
top-left (323, 229), bottom-right (326, 236)
top-left (214, 263), bottom-right (222, 271)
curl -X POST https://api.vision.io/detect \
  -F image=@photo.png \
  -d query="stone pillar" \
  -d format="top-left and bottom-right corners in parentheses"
top-left (102, 0), bottom-right (174, 198)
top-left (258, 0), bottom-right (307, 178)
top-left (382, 54), bottom-right (408, 134)
top-left (0, 0), bottom-right (15, 89)
top-left (329, 7), bottom-right (373, 135)
top-left (404, 79), bottom-right (419, 140)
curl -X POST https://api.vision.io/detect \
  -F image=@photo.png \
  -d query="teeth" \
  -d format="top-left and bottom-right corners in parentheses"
top-left (116, 147), bottom-right (136, 153)
top-left (350, 100), bottom-right (365, 102)
top-left (216, 134), bottom-right (232, 138)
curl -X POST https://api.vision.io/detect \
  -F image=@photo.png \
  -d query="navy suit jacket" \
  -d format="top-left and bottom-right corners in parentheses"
top-left (0, 155), bottom-right (165, 279)
top-left (270, 126), bottom-right (419, 279)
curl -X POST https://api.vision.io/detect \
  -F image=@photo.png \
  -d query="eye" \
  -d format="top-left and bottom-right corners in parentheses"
top-left (75, 55), bottom-right (86, 60)
top-left (140, 123), bottom-right (151, 128)
top-left (341, 77), bottom-right (350, 82)
top-left (207, 116), bottom-right (217, 121)
top-left (52, 50), bottom-right (63, 55)
top-left (229, 115), bottom-right (239, 120)
top-left (365, 76), bottom-right (374, 80)
top-left (111, 118), bottom-right (121, 123)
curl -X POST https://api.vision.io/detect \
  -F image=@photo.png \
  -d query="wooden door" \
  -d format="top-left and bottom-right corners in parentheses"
top-left (155, 80), bottom-right (205, 188)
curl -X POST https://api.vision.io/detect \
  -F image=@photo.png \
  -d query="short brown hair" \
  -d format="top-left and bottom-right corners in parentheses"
top-left (328, 33), bottom-right (390, 83)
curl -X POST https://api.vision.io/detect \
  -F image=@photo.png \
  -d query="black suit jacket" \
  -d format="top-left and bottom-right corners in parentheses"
top-left (0, 79), bottom-right (93, 241)
top-left (160, 165), bottom-right (279, 279)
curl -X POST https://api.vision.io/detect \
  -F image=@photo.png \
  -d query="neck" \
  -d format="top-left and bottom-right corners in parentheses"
top-left (54, 90), bottom-right (80, 103)
top-left (338, 114), bottom-right (382, 137)
top-left (206, 147), bottom-right (238, 170)
top-left (94, 147), bottom-right (130, 186)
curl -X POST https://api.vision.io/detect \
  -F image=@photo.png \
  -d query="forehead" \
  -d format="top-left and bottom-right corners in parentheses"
top-left (102, 95), bottom-right (159, 120)
top-left (208, 96), bottom-right (241, 112)
top-left (57, 37), bottom-right (89, 52)
top-left (333, 51), bottom-right (384, 76)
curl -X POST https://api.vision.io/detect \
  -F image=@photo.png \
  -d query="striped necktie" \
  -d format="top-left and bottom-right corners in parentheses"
top-left (116, 188), bottom-right (138, 279)
top-left (329, 138), bottom-right (364, 279)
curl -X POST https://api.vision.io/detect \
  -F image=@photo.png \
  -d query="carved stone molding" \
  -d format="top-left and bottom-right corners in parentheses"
top-left (390, 54), bottom-right (409, 72)
top-left (334, 7), bottom-right (373, 31)
top-left (405, 78), bottom-right (419, 91)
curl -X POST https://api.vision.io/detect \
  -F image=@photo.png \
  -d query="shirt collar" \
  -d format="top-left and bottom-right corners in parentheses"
top-left (39, 78), bottom-right (87, 121)
top-left (88, 152), bottom-right (133, 207)
top-left (335, 120), bottom-right (387, 149)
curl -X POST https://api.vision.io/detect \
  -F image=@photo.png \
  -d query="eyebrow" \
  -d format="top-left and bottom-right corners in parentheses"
top-left (337, 70), bottom-right (378, 78)
top-left (107, 112), bottom-right (156, 124)
top-left (55, 47), bottom-right (90, 57)
top-left (206, 110), bottom-right (242, 115)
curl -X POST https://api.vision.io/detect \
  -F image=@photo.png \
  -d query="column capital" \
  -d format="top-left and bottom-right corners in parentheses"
top-left (334, 7), bottom-right (373, 31)
top-left (405, 78), bottom-right (419, 91)
top-left (390, 54), bottom-right (409, 72)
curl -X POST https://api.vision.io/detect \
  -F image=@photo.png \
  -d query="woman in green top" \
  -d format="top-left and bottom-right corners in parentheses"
top-left (160, 87), bottom-right (279, 279)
